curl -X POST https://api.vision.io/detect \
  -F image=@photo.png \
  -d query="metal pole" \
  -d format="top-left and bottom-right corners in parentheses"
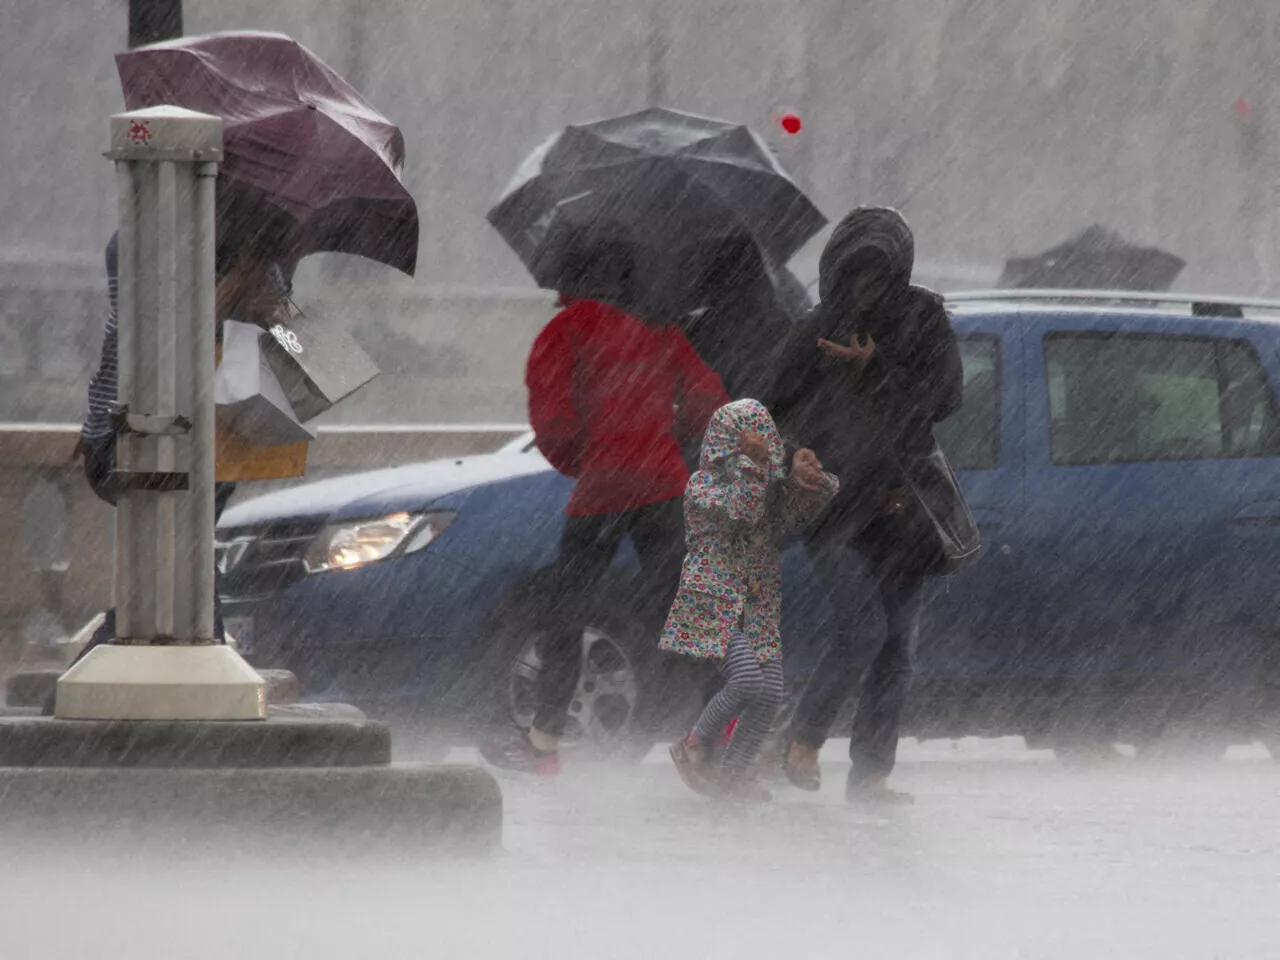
top-left (155, 160), bottom-right (179, 639)
top-left (113, 161), bottom-right (138, 642)
top-left (55, 105), bottom-right (264, 720)
top-left (188, 161), bottom-right (219, 641)
top-left (108, 106), bottom-right (223, 645)
top-left (128, 0), bottom-right (182, 49)
top-left (646, 0), bottom-right (669, 107)
top-left (131, 158), bottom-right (161, 639)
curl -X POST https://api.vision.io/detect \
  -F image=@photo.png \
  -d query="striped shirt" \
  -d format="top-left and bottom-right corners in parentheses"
top-left (82, 234), bottom-right (292, 446)
top-left (82, 235), bottom-right (120, 443)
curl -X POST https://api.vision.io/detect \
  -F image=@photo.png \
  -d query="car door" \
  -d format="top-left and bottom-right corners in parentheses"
top-left (914, 313), bottom-right (1029, 695)
top-left (1018, 312), bottom-right (1280, 699)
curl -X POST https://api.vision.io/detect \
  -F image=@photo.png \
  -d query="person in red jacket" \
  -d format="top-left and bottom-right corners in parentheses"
top-left (481, 259), bottom-right (729, 775)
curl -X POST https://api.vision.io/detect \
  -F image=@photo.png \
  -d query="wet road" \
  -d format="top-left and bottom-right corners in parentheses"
top-left (4, 738), bottom-right (1278, 959)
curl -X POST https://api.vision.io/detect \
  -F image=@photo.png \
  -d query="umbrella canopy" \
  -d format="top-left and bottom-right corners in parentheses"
top-left (117, 31), bottom-right (418, 275)
top-left (1000, 226), bottom-right (1185, 291)
top-left (488, 107), bottom-right (826, 307)
top-left (680, 253), bottom-right (808, 399)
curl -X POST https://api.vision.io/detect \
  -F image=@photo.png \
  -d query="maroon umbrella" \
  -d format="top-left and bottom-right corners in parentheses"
top-left (117, 31), bottom-right (418, 275)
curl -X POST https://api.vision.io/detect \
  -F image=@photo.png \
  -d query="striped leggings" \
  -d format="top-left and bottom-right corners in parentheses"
top-left (692, 633), bottom-right (785, 779)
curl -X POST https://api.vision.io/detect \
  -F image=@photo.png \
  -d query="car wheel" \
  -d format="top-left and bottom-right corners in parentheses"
top-left (480, 589), bottom-right (657, 762)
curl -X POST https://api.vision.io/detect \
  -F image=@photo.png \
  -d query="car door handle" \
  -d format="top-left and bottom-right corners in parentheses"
top-left (1231, 502), bottom-right (1280, 527)
top-left (1230, 516), bottom-right (1280, 528)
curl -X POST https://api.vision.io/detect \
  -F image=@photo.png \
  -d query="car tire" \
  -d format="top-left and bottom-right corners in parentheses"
top-left (474, 579), bottom-right (663, 763)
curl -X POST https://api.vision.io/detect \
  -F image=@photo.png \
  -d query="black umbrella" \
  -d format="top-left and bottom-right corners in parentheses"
top-left (1000, 226), bottom-right (1186, 291)
top-left (677, 236), bottom-right (812, 399)
top-left (488, 107), bottom-right (826, 307)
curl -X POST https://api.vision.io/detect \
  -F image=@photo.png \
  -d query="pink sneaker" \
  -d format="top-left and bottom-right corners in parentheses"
top-left (479, 728), bottom-right (563, 777)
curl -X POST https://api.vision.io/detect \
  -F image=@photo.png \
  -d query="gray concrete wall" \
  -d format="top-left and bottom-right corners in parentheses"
top-left (5, 1), bottom-right (1279, 424)
top-left (6, 2), bottom-right (1278, 283)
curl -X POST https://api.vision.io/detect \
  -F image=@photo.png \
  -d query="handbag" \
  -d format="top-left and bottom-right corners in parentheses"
top-left (892, 441), bottom-right (981, 577)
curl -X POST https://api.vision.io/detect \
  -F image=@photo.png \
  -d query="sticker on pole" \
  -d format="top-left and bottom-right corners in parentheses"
top-left (270, 324), bottom-right (304, 355)
top-left (128, 120), bottom-right (153, 144)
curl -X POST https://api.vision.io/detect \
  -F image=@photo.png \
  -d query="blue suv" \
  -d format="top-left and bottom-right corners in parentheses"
top-left (217, 291), bottom-right (1280, 760)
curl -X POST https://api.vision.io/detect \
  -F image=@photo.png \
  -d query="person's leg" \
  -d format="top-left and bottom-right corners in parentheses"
top-left (847, 571), bottom-right (924, 795)
top-left (482, 511), bottom-right (624, 773)
top-left (672, 634), bottom-right (762, 796)
top-left (720, 657), bottom-right (785, 779)
top-left (530, 512), bottom-right (624, 742)
top-left (627, 496), bottom-right (687, 631)
top-left (692, 636), bottom-right (764, 744)
top-left (212, 482), bottom-right (236, 644)
top-left (786, 540), bottom-right (879, 751)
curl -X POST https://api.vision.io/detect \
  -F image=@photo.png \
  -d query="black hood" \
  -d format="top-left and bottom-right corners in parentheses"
top-left (817, 206), bottom-right (914, 304)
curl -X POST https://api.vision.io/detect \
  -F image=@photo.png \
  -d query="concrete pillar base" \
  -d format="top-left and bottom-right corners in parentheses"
top-left (0, 713), bottom-right (389, 767)
top-left (55, 644), bottom-right (266, 720)
top-left (8, 665), bottom-right (299, 710)
top-left (0, 764), bottom-right (502, 855)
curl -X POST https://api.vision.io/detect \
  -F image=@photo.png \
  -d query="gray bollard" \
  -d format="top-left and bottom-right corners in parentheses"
top-left (57, 105), bottom-right (265, 721)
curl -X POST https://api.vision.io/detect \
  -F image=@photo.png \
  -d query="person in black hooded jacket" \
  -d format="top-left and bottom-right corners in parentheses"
top-left (768, 206), bottom-right (968, 804)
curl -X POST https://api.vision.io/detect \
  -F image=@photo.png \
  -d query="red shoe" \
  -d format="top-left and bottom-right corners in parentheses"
top-left (669, 734), bottom-right (716, 796)
top-left (479, 728), bottom-right (562, 777)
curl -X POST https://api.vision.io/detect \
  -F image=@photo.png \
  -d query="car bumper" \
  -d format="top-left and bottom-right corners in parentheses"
top-left (219, 549), bottom-right (496, 706)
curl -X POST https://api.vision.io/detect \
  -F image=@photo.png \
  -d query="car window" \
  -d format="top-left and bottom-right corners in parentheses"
top-left (1044, 333), bottom-right (1280, 465)
top-left (934, 336), bottom-right (1001, 470)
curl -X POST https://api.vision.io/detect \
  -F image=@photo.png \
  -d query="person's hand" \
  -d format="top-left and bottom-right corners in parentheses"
top-left (881, 486), bottom-right (911, 515)
top-left (817, 332), bottom-right (876, 364)
top-left (791, 448), bottom-right (826, 491)
top-left (740, 431), bottom-right (770, 466)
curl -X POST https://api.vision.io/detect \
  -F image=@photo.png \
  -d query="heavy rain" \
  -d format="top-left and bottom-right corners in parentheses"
top-left (2, 2), bottom-right (1280, 958)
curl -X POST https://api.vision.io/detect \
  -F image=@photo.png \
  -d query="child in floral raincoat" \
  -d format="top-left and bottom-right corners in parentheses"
top-left (660, 399), bottom-right (838, 798)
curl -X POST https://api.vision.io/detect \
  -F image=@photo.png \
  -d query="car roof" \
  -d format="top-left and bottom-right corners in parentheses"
top-left (945, 289), bottom-right (1280, 324)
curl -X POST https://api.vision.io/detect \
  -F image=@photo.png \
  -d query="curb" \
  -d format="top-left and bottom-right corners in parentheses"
top-left (0, 763), bottom-right (502, 855)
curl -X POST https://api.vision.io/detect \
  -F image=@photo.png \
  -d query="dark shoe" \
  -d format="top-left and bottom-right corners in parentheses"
top-left (479, 727), bottom-right (562, 777)
top-left (782, 741), bottom-right (822, 792)
top-left (750, 735), bottom-right (789, 783)
top-left (670, 734), bottom-right (716, 797)
top-left (846, 775), bottom-right (913, 806)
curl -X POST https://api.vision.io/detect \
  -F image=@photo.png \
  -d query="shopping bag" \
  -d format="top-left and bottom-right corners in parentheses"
top-left (215, 419), bottom-right (308, 482)
top-left (215, 320), bottom-right (317, 447)
top-left (259, 305), bottom-right (380, 423)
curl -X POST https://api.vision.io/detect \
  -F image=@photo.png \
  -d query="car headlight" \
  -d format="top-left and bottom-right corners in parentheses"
top-left (303, 510), bottom-right (456, 574)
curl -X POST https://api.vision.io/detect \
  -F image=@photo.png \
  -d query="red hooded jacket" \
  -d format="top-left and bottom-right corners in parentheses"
top-left (527, 298), bottom-right (729, 516)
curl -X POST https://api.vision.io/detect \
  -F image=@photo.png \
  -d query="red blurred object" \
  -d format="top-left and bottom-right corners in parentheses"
top-left (779, 113), bottom-right (802, 135)
top-left (525, 299), bottom-right (729, 516)
top-left (719, 717), bottom-right (738, 745)
top-left (1235, 96), bottom-right (1254, 120)
top-left (117, 31), bottom-right (419, 274)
